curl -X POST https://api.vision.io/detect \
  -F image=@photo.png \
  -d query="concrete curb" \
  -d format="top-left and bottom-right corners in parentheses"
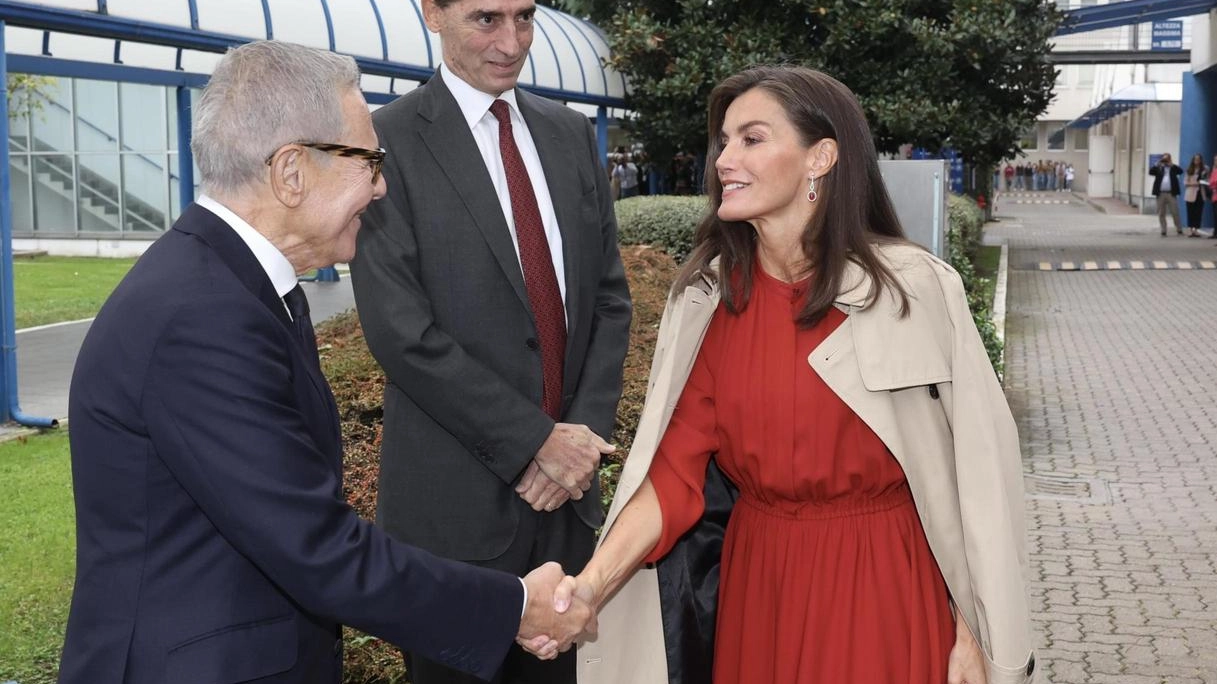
top-left (992, 241), bottom-right (1009, 383)
top-left (1077, 192), bottom-right (1109, 215)
top-left (0, 422), bottom-right (59, 444)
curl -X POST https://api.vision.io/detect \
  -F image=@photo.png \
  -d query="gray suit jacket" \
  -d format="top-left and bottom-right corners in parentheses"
top-left (351, 72), bottom-right (632, 560)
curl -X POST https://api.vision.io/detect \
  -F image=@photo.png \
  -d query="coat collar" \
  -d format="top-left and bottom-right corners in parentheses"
top-left (689, 252), bottom-right (879, 307)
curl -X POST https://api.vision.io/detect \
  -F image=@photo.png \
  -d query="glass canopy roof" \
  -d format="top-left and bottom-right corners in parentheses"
top-left (0, 0), bottom-right (628, 107)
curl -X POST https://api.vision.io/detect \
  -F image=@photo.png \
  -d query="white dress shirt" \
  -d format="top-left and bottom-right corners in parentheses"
top-left (440, 63), bottom-right (568, 319)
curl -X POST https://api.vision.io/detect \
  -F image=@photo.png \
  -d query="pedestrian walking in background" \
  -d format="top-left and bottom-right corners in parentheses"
top-left (1064, 163), bottom-right (1075, 191)
top-left (1184, 153), bottom-right (1209, 237)
top-left (1004, 162), bottom-right (1014, 192)
top-left (1149, 153), bottom-right (1184, 236)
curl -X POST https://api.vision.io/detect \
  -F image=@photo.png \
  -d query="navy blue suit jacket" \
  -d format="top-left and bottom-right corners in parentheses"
top-left (59, 204), bottom-right (522, 684)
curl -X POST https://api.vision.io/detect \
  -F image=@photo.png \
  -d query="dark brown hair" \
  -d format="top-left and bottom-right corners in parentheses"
top-left (1187, 153), bottom-right (1205, 176)
top-left (675, 65), bottom-right (911, 325)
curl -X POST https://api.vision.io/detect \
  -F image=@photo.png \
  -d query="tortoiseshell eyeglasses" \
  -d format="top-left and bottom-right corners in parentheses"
top-left (265, 141), bottom-right (386, 184)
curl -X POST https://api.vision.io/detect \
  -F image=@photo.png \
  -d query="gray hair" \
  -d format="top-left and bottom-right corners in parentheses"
top-left (192, 40), bottom-right (361, 195)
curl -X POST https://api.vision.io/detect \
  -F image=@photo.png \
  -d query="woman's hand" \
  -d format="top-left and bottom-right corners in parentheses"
top-left (947, 607), bottom-right (988, 684)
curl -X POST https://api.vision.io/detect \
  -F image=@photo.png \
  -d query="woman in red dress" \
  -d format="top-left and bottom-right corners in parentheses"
top-left (550, 66), bottom-right (1034, 684)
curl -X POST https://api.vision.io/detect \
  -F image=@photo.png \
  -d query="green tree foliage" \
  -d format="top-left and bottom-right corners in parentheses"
top-left (549, 0), bottom-right (1061, 171)
top-left (6, 74), bottom-right (56, 118)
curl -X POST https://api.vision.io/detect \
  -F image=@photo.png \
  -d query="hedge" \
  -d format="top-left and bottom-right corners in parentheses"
top-left (614, 195), bottom-right (708, 261)
top-left (945, 194), bottom-right (1003, 376)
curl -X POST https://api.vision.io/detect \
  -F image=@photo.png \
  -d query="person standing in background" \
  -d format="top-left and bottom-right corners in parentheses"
top-left (1184, 153), bottom-right (1208, 237)
top-left (349, 1), bottom-right (633, 682)
top-left (1150, 153), bottom-right (1184, 236)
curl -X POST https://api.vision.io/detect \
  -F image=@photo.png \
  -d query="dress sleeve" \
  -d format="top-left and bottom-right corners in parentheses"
top-left (642, 325), bottom-right (721, 563)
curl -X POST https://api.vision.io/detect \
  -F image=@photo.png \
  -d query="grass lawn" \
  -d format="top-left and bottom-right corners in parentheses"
top-left (13, 256), bottom-right (136, 329)
top-left (975, 243), bottom-right (1002, 309)
top-left (975, 243), bottom-right (1002, 281)
top-left (0, 432), bottom-right (74, 684)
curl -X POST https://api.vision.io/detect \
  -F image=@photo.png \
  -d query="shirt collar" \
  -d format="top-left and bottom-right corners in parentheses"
top-left (440, 63), bottom-right (522, 130)
top-left (196, 194), bottom-right (299, 299)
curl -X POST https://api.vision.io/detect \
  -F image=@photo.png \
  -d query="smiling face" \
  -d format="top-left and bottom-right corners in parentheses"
top-left (299, 89), bottom-right (386, 268)
top-left (714, 88), bottom-right (817, 228)
top-left (424, 0), bottom-right (535, 96)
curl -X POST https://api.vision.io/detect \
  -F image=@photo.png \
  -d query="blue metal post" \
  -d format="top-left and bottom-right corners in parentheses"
top-left (176, 85), bottom-right (194, 210)
top-left (596, 105), bottom-right (607, 169)
top-left (1180, 70), bottom-right (1216, 229)
top-left (0, 20), bottom-right (56, 427)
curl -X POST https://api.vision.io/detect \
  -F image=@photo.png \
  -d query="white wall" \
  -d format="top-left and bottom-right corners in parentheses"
top-left (1190, 10), bottom-right (1216, 74)
top-left (13, 237), bottom-right (153, 258)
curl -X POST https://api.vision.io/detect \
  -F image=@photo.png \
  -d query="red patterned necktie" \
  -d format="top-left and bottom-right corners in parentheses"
top-left (489, 99), bottom-right (566, 420)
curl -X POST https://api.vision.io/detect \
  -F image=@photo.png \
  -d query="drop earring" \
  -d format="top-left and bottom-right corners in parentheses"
top-left (806, 174), bottom-right (818, 203)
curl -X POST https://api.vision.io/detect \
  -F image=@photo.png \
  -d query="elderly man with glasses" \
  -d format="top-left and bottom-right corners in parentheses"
top-left (59, 40), bottom-right (592, 684)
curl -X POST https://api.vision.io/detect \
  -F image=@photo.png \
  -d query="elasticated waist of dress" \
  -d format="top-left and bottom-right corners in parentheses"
top-left (736, 481), bottom-right (914, 521)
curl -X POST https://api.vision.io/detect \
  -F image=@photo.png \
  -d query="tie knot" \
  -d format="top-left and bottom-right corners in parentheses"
top-left (284, 284), bottom-right (309, 321)
top-left (489, 99), bottom-right (511, 126)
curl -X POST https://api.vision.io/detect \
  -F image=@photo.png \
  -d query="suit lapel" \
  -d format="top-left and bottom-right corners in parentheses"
top-left (416, 73), bottom-right (532, 314)
top-left (173, 204), bottom-right (342, 451)
top-left (174, 205), bottom-right (291, 328)
top-left (517, 89), bottom-right (583, 332)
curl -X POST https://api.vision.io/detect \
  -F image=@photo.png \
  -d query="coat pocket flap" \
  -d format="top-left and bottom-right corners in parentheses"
top-left (851, 312), bottom-right (952, 391)
top-left (166, 615), bottom-right (297, 684)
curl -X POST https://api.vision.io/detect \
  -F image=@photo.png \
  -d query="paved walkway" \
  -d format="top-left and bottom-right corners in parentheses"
top-left (9, 277), bottom-right (355, 424)
top-left (989, 193), bottom-right (1217, 683)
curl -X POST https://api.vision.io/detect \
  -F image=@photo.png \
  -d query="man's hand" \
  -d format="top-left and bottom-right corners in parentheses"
top-left (515, 460), bottom-right (571, 512)
top-left (517, 562), bottom-right (595, 660)
top-left (534, 424), bottom-right (615, 499)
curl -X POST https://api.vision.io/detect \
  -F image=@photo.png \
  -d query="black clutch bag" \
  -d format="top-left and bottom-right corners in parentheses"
top-left (655, 458), bottom-right (739, 684)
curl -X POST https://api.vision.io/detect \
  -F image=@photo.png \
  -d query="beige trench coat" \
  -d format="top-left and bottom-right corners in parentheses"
top-left (578, 243), bottom-right (1035, 684)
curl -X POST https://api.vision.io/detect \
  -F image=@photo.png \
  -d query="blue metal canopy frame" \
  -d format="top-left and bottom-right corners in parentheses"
top-left (1066, 83), bottom-right (1182, 129)
top-left (1056, 0), bottom-right (1217, 36)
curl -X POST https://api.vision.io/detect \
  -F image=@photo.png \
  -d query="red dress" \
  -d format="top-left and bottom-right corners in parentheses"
top-left (644, 264), bottom-right (956, 683)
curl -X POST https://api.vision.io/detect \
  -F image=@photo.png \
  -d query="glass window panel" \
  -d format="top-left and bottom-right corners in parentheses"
top-left (123, 154), bottom-right (168, 233)
top-left (169, 153), bottom-right (182, 223)
top-left (32, 155), bottom-right (77, 234)
top-left (30, 78), bottom-right (72, 154)
top-left (1019, 126), bottom-right (1037, 151)
top-left (76, 154), bottom-right (122, 233)
top-left (8, 77), bottom-right (31, 152)
top-left (75, 79), bottom-right (119, 153)
top-left (167, 87), bottom-right (178, 151)
top-left (1047, 126), bottom-right (1066, 150)
top-left (120, 82), bottom-right (165, 152)
top-left (1074, 129), bottom-right (1089, 150)
top-left (9, 156), bottom-right (34, 234)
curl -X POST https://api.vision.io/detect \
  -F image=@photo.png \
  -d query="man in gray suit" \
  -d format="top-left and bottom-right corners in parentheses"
top-left (350, 1), bottom-right (632, 682)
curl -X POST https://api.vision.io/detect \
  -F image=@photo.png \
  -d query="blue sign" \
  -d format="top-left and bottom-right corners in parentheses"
top-left (1151, 21), bottom-right (1183, 51)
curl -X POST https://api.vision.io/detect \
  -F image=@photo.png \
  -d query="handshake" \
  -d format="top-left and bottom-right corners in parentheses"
top-left (516, 562), bottom-right (598, 660)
